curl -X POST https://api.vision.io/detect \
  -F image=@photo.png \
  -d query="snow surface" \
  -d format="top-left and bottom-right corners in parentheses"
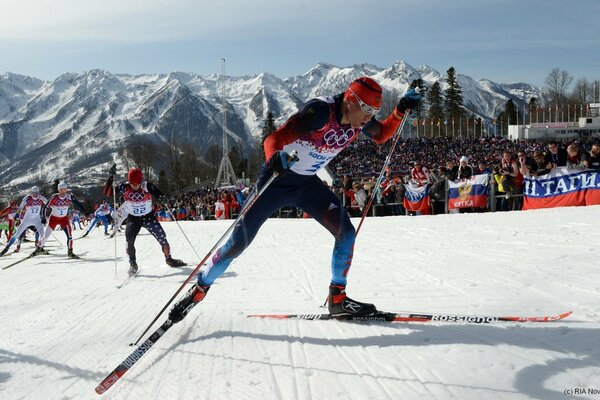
top-left (1, 206), bottom-right (599, 400)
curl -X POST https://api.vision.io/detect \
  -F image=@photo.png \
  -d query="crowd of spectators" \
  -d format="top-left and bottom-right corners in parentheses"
top-left (158, 136), bottom-right (600, 220)
top-left (327, 136), bottom-right (598, 178)
top-left (328, 136), bottom-right (600, 215)
top-left (160, 186), bottom-right (249, 221)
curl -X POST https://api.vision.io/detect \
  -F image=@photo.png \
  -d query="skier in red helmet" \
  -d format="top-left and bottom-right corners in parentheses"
top-left (104, 166), bottom-right (185, 276)
top-left (169, 76), bottom-right (423, 323)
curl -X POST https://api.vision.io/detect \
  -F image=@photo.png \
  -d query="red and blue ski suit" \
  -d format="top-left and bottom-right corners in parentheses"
top-left (199, 93), bottom-right (405, 286)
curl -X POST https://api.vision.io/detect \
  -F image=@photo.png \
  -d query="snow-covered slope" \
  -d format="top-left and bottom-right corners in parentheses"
top-left (0, 62), bottom-right (541, 189)
top-left (1, 205), bottom-right (597, 400)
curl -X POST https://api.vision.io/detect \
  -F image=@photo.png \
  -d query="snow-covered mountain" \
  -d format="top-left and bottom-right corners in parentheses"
top-left (0, 61), bottom-right (541, 189)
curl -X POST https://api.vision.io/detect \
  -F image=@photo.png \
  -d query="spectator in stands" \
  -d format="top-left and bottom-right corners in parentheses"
top-left (524, 151), bottom-right (553, 176)
top-left (566, 143), bottom-right (588, 170)
top-left (476, 162), bottom-right (492, 175)
top-left (342, 175), bottom-right (354, 206)
top-left (499, 150), bottom-right (518, 195)
top-left (517, 151), bottom-right (534, 176)
top-left (177, 204), bottom-right (187, 220)
top-left (411, 161), bottom-right (429, 185)
top-left (588, 144), bottom-right (600, 170)
top-left (513, 154), bottom-right (525, 211)
top-left (429, 166), bottom-right (447, 215)
top-left (445, 160), bottom-right (458, 181)
top-left (379, 175), bottom-right (398, 216)
top-left (492, 166), bottom-right (509, 211)
top-left (393, 177), bottom-right (405, 215)
top-left (456, 156), bottom-right (473, 180)
top-left (545, 140), bottom-right (568, 167)
top-left (214, 195), bottom-right (226, 220)
top-left (352, 182), bottom-right (368, 213)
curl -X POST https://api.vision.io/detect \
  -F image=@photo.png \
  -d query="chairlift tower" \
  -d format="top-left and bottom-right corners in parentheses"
top-left (214, 58), bottom-right (237, 187)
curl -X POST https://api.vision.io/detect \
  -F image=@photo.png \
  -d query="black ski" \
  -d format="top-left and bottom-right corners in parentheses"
top-left (95, 319), bottom-right (173, 395)
top-left (2, 250), bottom-right (40, 270)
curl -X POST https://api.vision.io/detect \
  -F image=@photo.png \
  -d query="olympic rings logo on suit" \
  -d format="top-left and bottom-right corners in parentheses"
top-left (323, 127), bottom-right (357, 148)
top-left (128, 192), bottom-right (146, 202)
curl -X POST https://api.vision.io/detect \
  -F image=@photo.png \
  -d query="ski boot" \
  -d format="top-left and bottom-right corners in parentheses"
top-left (33, 246), bottom-right (49, 255)
top-left (128, 261), bottom-right (139, 277)
top-left (328, 285), bottom-right (377, 317)
top-left (67, 249), bottom-right (79, 259)
top-left (166, 256), bottom-right (186, 267)
top-left (13, 244), bottom-right (20, 253)
top-left (168, 282), bottom-right (210, 323)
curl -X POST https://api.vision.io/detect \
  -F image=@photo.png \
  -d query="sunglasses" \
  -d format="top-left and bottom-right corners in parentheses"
top-left (348, 88), bottom-right (380, 115)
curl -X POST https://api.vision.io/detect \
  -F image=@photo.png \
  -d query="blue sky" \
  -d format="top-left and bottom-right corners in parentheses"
top-left (0, 0), bottom-right (598, 87)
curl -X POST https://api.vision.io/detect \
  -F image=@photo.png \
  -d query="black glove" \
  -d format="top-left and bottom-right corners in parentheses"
top-left (40, 215), bottom-right (46, 225)
top-left (268, 150), bottom-right (299, 175)
top-left (109, 163), bottom-right (117, 176)
top-left (396, 88), bottom-right (424, 114)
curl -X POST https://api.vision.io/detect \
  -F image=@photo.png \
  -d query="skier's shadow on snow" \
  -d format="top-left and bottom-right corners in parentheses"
top-left (179, 322), bottom-right (599, 400)
top-left (0, 371), bottom-right (10, 384)
top-left (0, 348), bottom-right (102, 381)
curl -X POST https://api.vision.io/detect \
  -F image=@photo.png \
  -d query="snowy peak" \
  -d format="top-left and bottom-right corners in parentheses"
top-left (1, 72), bottom-right (44, 91)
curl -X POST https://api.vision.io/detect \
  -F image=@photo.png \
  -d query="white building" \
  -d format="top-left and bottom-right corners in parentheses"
top-left (508, 103), bottom-right (600, 140)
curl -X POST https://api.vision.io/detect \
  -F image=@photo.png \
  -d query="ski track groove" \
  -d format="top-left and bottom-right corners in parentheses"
top-left (354, 324), bottom-right (402, 400)
top-left (285, 325), bottom-right (304, 400)
top-left (407, 345), bottom-right (457, 399)
top-left (329, 331), bottom-right (394, 400)
top-left (296, 323), bottom-right (316, 400)
top-left (279, 322), bottom-right (300, 400)
top-left (250, 328), bottom-right (286, 400)
top-left (202, 313), bottom-right (218, 400)
top-left (400, 347), bottom-right (441, 399)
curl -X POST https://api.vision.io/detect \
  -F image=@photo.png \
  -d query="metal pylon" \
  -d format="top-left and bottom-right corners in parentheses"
top-left (215, 58), bottom-right (237, 187)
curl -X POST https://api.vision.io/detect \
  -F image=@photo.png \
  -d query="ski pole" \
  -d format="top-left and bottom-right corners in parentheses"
top-left (355, 111), bottom-right (410, 236)
top-left (113, 184), bottom-right (118, 279)
top-left (50, 231), bottom-right (64, 246)
top-left (131, 168), bottom-right (281, 346)
top-left (164, 207), bottom-right (203, 261)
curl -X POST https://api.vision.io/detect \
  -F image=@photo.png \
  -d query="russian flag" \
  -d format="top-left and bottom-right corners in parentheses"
top-left (523, 168), bottom-right (592, 210)
top-left (447, 174), bottom-right (489, 210)
top-left (403, 182), bottom-right (430, 214)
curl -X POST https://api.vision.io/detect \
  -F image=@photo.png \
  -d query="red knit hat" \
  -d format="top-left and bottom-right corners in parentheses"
top-left (128, 168), bottom-right (143, 185)
top-left (344, 77), bottom-right (383, 111)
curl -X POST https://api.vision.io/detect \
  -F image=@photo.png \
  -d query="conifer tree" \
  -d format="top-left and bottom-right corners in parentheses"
top-left (426, 81), bottom-right (444, 137)
top-left (496, 99), bottom-right (519, 136)
top-left (444, 67), bottom-right (466, 136)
